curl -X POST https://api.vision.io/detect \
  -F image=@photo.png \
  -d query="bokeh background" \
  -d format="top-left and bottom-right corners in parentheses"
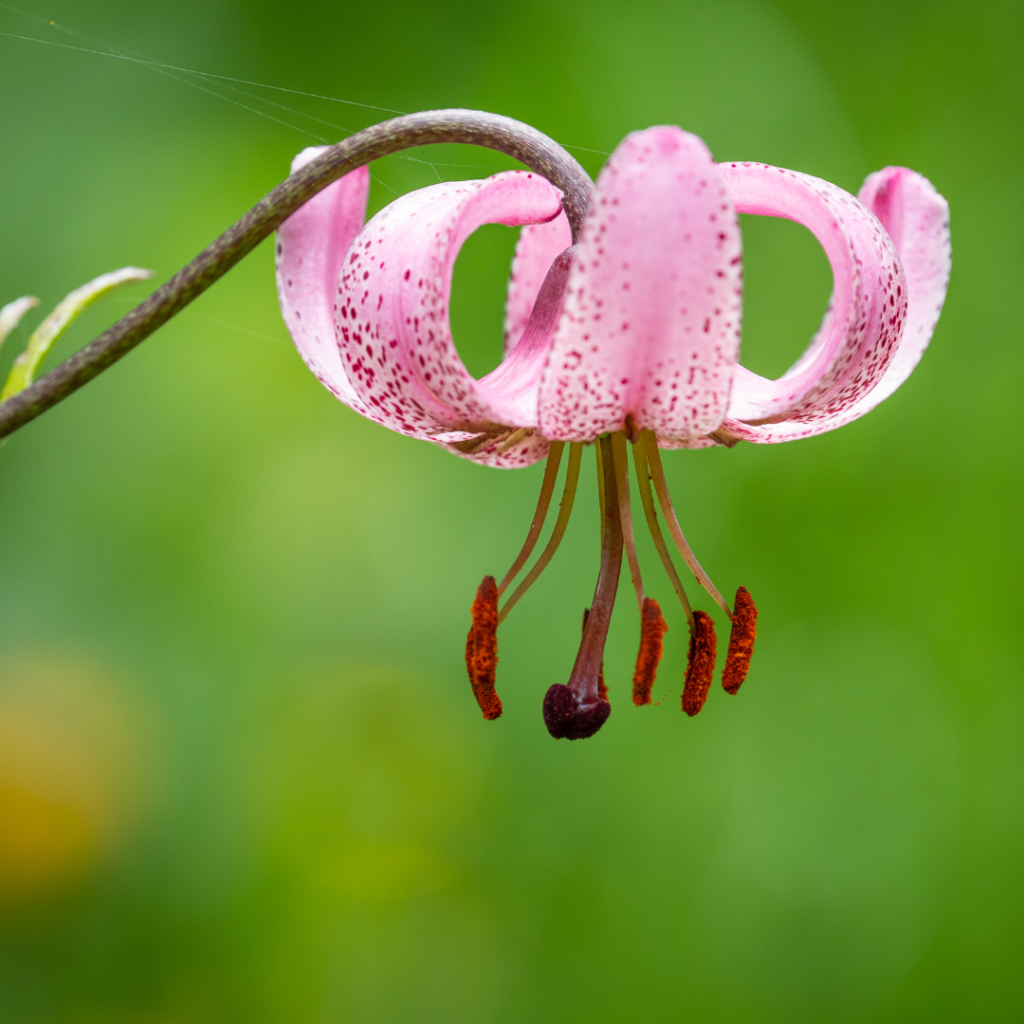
top-left (0, 0), bottom-right (1021, 1020)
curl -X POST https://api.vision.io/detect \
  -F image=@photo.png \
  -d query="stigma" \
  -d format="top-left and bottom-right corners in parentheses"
top-left (464, 429), bottom-right (758, 739)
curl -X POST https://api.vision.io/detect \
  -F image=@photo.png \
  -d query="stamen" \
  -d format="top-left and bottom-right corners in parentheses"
top-left (465, 575), bottom-right (502, 720)
top-left (582, 608), bottom-right (607, 700)
top-left (498, 441), bottom-right (565, 594)
top-left (681, 611), bottom-right (717, 717)
top-left (632, 597), bottom-right (668, 706)
top-left (631, 438), bottom-right (694, 629)
top-left (611, 431), bottom-right (644, 613)
top-left (543, 435), bottom-right (621, 740)
top-left (499, 442), bottom-right (583, 623)
top-left (722, 586), bottom-right (758, 695)
top-left (640, 430), bottom-right (732, 617)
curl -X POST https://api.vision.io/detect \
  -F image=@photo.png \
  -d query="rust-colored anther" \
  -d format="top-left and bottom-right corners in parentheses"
top-left (632, 597), bottom-right (668, 706)
top-left (582, 608), bottom-right (607, 701)
top-left (722, 586), bottom-right (758, 695)
top-left (681, 610), bottom-right (717, 717)
top-left (465, 576), bottom-right (502, 720)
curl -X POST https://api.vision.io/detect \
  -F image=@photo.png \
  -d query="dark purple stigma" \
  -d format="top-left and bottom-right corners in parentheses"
top-left (543, 684), bottom-right (611, 740)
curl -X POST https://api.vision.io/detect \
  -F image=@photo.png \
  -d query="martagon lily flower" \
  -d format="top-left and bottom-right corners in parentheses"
top-left (276, 125), bottom-right (950, 740)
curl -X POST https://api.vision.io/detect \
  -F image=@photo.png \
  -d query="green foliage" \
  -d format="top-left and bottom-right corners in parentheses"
top-left (0, 0), bottom-right (1021, 1020)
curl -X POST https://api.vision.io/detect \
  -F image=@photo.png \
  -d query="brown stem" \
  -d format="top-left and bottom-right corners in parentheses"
top-left (0, 109), bottom-right (594, 441)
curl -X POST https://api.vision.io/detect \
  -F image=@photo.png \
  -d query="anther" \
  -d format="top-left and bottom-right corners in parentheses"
top-left (681, 610), bottom-right (717, 717)
top-left (465, 575), bottom-right (502, 720)
top-left (632, 597), bottom-right (668, 706)
top-left (722, 586), bottom-right (758, 695)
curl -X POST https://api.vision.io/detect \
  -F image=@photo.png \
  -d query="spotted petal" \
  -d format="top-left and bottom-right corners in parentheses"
top-left (502, 212), bottom-right (573, 356)
top-left (538, 127), bottom-right (743, 444)
top-left (828, 167), bottom-right (950, 427)
top-left (336, 171), bottom-right (565, 441)
top-left (719, 162), bottom-right (913, 444)
top-left (277, 147), bottom-right (373, 418)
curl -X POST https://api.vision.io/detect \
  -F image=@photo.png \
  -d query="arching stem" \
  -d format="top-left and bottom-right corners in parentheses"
top-left (0, 110), bottom-right (594, 441)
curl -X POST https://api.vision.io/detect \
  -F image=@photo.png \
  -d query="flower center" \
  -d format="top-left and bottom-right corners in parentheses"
top-left (465, 429), bottom-right (758, 739)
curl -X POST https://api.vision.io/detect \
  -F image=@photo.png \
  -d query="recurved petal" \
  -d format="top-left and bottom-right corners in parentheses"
top-left (502, 212), bottom-right (573, 357)
top-left (277, 147), bottom-right (372, 416)
top-left (336, 171), bottom-right (564, 437)
top-left (835, 168), bottom-right (950, 422)
top-left (719, 162), bottom-right (908, 443)
top-left (439, 426), bottom-right (551, 468)
top-left (538, 127), bottom-right (742, 443)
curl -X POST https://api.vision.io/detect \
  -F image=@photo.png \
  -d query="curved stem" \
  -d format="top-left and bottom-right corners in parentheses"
top-left (0, 109), bottom-right (594, 441)
top-left (498, 441), bottom-right (583, 624)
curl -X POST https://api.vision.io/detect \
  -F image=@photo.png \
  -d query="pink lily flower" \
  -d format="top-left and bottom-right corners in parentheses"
top-left (277, 126), bottom-right (950, 740)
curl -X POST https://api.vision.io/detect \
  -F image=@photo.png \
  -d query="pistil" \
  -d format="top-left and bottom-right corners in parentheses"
top-left (543, 434), bottom-right (622, 740)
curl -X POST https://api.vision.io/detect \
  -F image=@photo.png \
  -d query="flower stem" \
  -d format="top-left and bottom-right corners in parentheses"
top-left (0, 110), bottom-right (594, 442)
top-left (498, 441), bottom-right (583, 623)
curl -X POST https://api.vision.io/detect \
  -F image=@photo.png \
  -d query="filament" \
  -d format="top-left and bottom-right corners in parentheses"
top-left (498, 440), bottom-right (565, 593)
top-left (611, 431), bottom-right (645, 613)
top-left (631, 437), bottom-right (694, 629)
top-left (640, 430), bottom-right (731, 617)
top-left (498, 442), bottom-right (583, 623)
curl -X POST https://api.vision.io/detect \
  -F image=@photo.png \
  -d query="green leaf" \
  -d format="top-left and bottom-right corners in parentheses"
top-left (0, 267), bottom-right (152, 402)
top-left (0, 296), bottom-right (39, 355)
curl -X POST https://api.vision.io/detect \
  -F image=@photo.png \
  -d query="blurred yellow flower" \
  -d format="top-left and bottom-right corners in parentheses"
top-left (0, 654), bottom-right (154, 903)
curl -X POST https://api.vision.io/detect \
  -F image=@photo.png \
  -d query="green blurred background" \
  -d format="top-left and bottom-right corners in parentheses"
top-left (0, 0), bottom-right (1020, 1020)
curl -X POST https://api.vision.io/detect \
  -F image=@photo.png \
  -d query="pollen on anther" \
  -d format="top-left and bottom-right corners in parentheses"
top-left (465, 576), bottom-right (502, 720)
top-left (632, 598), bottom-right (668, 706)
top-left (722, 586), bottom-right (758, 695)
top-left (682, 611), bottom-right (717, 717)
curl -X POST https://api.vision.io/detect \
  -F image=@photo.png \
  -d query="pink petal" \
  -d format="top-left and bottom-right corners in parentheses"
top-left (502, 213), bottom-right (573, 356)
top-left (439, 427), bottom-right (551, 468)
top-left (719, 163), bottom-right (908, 443)
top-left (336, 171), bottom-right (564, 437)
top-left (538, 127), bottom-right (743, 443)
top-left (837, 168), bottom-right (950, 419)
top-left (277, 147), bottom-right (372, 416)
